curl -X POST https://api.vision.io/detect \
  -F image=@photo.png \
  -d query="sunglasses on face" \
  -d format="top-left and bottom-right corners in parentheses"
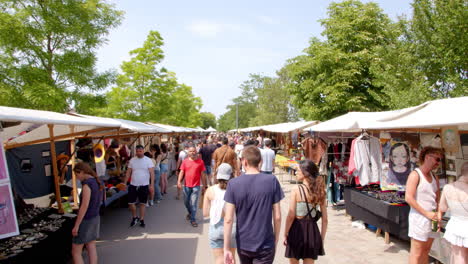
top-left (430, 155), bottom-right (442, 162)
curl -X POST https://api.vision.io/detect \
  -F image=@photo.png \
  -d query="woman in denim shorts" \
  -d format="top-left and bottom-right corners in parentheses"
top-left (203, 163), bottom-right (237, 264)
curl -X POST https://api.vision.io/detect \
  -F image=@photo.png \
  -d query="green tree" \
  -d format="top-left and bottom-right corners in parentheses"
top-left (409, 0), bottom-right (467, 97)
top-left (217, 74), bottom-right (261, 131)
top-left (103, 30), bottom-right (203, 127)
top-left (285, 0), bottom-right (398, 120)
top-left (369, 19), bottom-right (432, 109)
top-left (200, 112), bottom-right (217, 129)
top-left (249, 72), bottom-right (298, 126)
top-left (0, 0), bottom-right (123, 112)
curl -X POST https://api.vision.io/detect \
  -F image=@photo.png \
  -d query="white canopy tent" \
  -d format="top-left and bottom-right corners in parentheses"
top-left (261, 121), bottom-right (318, 133)
top-left (205, 126), bottom-right (217, 132)
top-left (363, 97), bottom-right (468, 131)
top-left (0, 106), bottom-right (122, 213)
top-left (147, 122), bottom-right (198, 133)
top-left (233, 121), bottom-right (318, 133)
top-left (305, 107), bottom-right (421, 133)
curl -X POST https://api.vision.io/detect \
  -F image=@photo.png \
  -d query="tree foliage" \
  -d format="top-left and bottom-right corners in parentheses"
top-left (200, 112), bottom-right (217, 129)
top-left (101, 30), bottom-right (203, 127)
top-left (218, 73), bottom-right (298, 131)
top-left (0, 0), bottom-right (123, 112)
top-left (284, 0), bottom-right (398, 120)
top-left (409, 0), bottom-right (467, 97)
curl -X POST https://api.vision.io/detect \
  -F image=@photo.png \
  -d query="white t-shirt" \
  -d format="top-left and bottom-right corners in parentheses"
top-left (179, 150), bottom-right (188, 162)
top-left (129, 156), bottom-right (154, 186)
top-left (260, 148), bottom-right (275, 172)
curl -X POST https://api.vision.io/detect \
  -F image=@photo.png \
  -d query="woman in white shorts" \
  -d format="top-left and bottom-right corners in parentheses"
top-left (438, 161), bottom-right (468, 264)
top-left (405, 147), bottom-right (443, 264)
top-left (203, 163), bottom-right (236, 264)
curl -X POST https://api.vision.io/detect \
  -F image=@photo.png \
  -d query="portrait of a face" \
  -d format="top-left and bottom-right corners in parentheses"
top-left (441, 127), bottom-right (460, 153)
top-left (391, 144), bottom-right (409, 173)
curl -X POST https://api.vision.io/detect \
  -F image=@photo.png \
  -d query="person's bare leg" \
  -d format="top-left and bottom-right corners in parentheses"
top-left (161, 172), bottom-right (167, 193)
top-left (421, 238), bottom-right (434, 264)
top-left (288, 258), bottom-right (300, 264)
top-left (129, 204), bottom-right (137, 218)
top-left (139, 204), bottom-right (146, 220)
top-left (85, 241), bottom-right (98, 264)
top-left (213, 248), bottom-right (224, 264)
top-left (409, 238), bottom-right (433, 264)
top-left (72, 243), bottom-right (85, 264)
top-left (451, 244), bottom-right (468, 264)
top-left (304, 258), bottom-right (315, 264)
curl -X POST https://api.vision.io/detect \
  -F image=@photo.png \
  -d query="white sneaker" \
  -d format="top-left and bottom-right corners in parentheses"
top-left (148, 200), bottom-right (154, 206)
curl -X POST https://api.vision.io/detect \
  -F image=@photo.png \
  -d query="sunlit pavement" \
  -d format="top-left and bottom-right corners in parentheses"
top-left (97, 170), bottom-right (410, 264)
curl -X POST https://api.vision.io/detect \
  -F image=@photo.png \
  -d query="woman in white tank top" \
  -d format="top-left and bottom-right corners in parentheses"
top-left (438, 161), bottom-right (468, 264)
top-left (405, 147), bottom-right (443, 264)
top-left (203, 163), bottom-right (237, 264)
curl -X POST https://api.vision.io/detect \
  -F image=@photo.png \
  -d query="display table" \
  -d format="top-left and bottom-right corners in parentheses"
top-left (0, 209), bottom-right (75, 263)
top-left (344, 187), bottom-right (410, 241)
top-left (103, 190), bottom-right (128, 207)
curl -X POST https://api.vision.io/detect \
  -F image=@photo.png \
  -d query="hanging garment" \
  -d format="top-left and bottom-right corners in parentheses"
top-left (348, 135), bottom-right (382, 186)
top-left (302, 138), bottom-right (327, 164)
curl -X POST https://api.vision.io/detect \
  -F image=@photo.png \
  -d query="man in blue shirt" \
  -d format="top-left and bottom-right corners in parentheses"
top-left (223, 146), bottom-right (284, 264)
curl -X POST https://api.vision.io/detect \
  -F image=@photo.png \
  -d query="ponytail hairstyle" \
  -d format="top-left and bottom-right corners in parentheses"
top-left (299, 159), bottom-right (325, 205)
top-left (73, 162), bottom-right (103, 191)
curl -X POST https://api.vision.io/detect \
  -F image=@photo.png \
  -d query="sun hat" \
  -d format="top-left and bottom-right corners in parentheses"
top-left (217, 163), bottom-right (232, 180)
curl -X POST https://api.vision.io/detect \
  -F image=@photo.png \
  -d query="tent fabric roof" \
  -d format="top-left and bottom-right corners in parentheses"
top-left (206, 126), bottom-right (217, 132)
top-left (147, 123), bottom-right (198, 133)
top-left (364, 97), bottom-right (468, 131)
top-left (69, 113), bottom-right (171, 133)
top-left (306, 97), bottom-right (468, 132)
top-left (235, 121), bottom-right (318, 133)
top-left (306, 106), bottom-right (423, 133)
top-left (0, 106), bottom-right (120, 127)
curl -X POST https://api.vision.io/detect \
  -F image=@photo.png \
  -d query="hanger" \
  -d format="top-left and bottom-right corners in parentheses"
top-left (361, 129), bottom-right (370, 140)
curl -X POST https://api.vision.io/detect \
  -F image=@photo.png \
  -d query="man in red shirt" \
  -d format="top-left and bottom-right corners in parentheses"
top-left (177, 147), bottom-right (207, 227)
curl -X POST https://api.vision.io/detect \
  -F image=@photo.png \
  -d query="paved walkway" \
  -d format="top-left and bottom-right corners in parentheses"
top-left (97, 172), bottom-right (410, 264)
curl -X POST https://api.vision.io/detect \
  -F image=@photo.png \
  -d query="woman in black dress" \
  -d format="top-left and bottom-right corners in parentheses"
top-left (284, 159), bottom-right (328, 263)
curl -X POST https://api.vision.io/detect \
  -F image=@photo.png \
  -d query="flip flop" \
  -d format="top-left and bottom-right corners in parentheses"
top-left (191, 221), bottom-right (198, 227)
top-left (186, 214), bottom-right (190, 221)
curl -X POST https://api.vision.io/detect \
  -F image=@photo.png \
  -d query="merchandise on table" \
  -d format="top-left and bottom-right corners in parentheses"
top-left (0, 208), bottom-right (75, 261)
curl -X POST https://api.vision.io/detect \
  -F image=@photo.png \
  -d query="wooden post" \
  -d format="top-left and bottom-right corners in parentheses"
top-left (70, 126), bottom-right (78, 209)
top-left (48, 124), bottom-right (64, 213)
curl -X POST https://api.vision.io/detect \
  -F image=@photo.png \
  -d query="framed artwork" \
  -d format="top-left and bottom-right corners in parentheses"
top-left (44, 163), bottom-right (52, 177)
top-left (0, 184), bottom-right (19, 239)
top-left (445, 156), bottom-right (457, 176)
top-left (20, 159), bottom-right (32, 173)
top-left (41, 150), bottom-right (50, 157)
top-left (441, 127), bottom-right (460, 154)
top-left (0, 139), bottom-right (7, 182)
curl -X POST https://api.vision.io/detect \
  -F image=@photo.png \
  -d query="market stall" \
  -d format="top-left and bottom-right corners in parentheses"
top-left (307, 97), bottom-right (468, 254)
top-left (0, 106), bottom-right (122, 262)
top-left (233, 121), bottom-right (318, 178)
top-left (363, 96), bottom-right (468, 263)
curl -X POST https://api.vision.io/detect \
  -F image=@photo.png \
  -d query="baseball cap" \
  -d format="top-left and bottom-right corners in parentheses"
top-left (217, 163), bottom-right (232, 180)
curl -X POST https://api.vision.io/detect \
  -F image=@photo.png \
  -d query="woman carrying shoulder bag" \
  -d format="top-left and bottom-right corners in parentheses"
top-left (284, 159), bottom-right (327, 264)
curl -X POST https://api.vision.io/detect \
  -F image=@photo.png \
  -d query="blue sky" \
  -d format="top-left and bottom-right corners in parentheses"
top-left (96, 0), bottom-right (413, 118)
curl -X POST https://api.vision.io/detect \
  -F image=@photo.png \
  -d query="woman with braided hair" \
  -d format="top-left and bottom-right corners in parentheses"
top-left (284, 160), bottom-right (327, 264)
top-left (71, 162), bottom-right (103, 264)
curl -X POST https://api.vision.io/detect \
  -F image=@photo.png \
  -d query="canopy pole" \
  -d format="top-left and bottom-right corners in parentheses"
top-left (48, 124), bottom-right (64, 213)
top-left (70, 125), bottom-right (78, 209)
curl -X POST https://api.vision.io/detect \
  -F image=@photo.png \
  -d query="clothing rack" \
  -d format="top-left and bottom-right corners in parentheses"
top-left (326, 136), bottom-right (356, 139)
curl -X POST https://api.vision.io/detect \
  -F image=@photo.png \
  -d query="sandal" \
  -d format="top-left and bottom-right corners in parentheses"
top-left (191, 221), bottom-right (198, 227)
top-left (186, 214), bottom-right (190, 221)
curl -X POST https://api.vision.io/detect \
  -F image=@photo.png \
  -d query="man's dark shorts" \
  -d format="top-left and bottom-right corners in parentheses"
top-left (128, 185), bottom-right (149, 204)
top-left (238, 247), bottom-right (275, 264)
